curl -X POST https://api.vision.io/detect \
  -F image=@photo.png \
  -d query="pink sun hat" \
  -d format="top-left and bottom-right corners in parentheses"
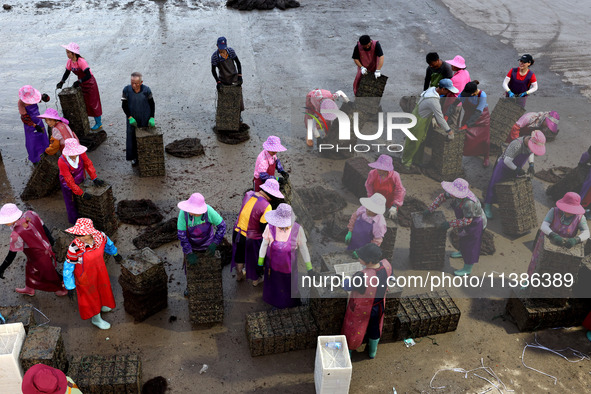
top-left (368, 154), bottom-right (394, 172)
top-left (61, 42), bottom-right (80, 55)
top-left (260, 178), bottom-right (284, 199)
top-left (446, 55), bottom-right (466, 69)
top-left (62, 138), bottom-right (87, 156)
top-left (0, 203), bottom-right (23, 224)
top-left (178, 193), bottom-right (208, 215)
top-left (38, 108), bottom-right (70, 125)
top-left (320, 98), bottom-right (339, 121)
top-left (441, 178), bottom-right (474, 200)
top-left (265, 203), bottom-right (296, 228)
top-left (528, 130), bottom-right (546, 156)
top-left (556, 192), bottom-right (585, 215)
top-left (65, 218), bottom-right (99, 236)
top-left (19, 85), bottom-right (41, 105)
top-left (262, 136), bottom-right (287, 152)
top-left (545, 111), bottom-right (560, 133)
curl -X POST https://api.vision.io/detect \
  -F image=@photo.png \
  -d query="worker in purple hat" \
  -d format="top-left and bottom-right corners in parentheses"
top-left (18, 85), bottom-right (51, 163)
top-left (212, 36), bottom-right (244, 112)
top-left (253, 135), bottom-right (289, 192)
top-left (232, 178), bottom-right (284, 285)
top-left (507, 110), bottom-right (560, 142)
top-left (257, 203), bottom-right (314, 309)
top-left (527, 192), bottom-right (589, 276)
top-left (177, 193), bottom-right (226, 268)
top-left (0, 204), bottom-right (66, 297)
top-left (483, 130), bottom-right (546, 219)
top-left (56, 42), bottom-right (103, 130)
top-left (37, 108), bottom-right (79, 156)
top-left (352, 35), bottom-right (384, 96)
top-left (425, 178), bottom-right (487, 276)
top-left (365, 155), bottom-right (406, 219)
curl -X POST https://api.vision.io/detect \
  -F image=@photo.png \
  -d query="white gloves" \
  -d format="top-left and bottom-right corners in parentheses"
top-left (360, 66), bottom-right (368, 75)
top-left (375, 70), bottom-right (381, 78)
top-left (334, 90), bottom-right (350, 103)
top-left (388, 206), bottom-right (398, 219)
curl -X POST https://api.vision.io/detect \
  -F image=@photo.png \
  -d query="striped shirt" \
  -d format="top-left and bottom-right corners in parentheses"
top-left (211, 48), bottom-right (237, 66)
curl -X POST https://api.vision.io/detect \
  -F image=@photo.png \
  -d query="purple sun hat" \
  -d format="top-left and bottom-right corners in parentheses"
top-left (368, 155), bottom-right (394, 172)
top-left (441, 178), bottom-right (477, 202)
top-left (265, 203), bottom-right (295, 228)
top-left (545, 111), bottom-right (559, 133)
top-left (262, 136), bottom-right (287, 152)
top-left (260, 178), bottom-right (284, 199)
top-left (38, 108), bottom-right (70, 125)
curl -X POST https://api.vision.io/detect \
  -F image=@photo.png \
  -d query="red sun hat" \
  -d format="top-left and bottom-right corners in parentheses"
top-left (65, 218), bottom-right (99, 236)
top-left (22, 364), bottom-right (68, 394)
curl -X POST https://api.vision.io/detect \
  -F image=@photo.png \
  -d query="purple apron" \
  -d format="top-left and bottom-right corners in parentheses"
top-left (262, 224), bottom-right (301, 309)
top-left (347, 214), bottom-right (374, 251)
top-left (58, 157), bottom-right (85, 224)
top-left (185, 211), bottom-right (215, 252)
top-left (506, 68), bottom-right (532, 108)
top-left (484, 152), bottom-right (530, 204)
top-left (453, 203), bottom-right (483, 265)
top-left (23, 104), bottom-right (49, 163)
top-left (527, 209), bottom-right (581, 275)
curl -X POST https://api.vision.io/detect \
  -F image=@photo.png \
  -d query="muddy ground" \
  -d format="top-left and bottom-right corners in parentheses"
top-left (1, 0), bottom-right (591, 393)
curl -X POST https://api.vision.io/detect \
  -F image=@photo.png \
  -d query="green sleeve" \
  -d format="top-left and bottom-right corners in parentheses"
top-left (177, 210), bottom-right (187, 231)
top-left (206, 205), bottom-right (224, 226)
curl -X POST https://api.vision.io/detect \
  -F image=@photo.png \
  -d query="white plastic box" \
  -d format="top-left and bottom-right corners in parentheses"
top-left (314, 335), bottom-right (352, 394)
top-left (0, 323), bottom-right (26, 393)
top-left (334, 262), bottom-right (363, 279)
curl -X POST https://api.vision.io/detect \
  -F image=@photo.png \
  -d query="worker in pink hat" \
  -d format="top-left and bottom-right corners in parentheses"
top-left (63, 218), bottom-right (123, 329)
top-left (345, 193), bottom-right (387, 251)
top-left (56, 42), bottom-right (103, 130)
top-left (0, 204), bottom-right (67, 297)
top-left (507, 110), bottom-right (560, 142)
top-left (18, 85), bottom-right (51, 163)
top-left (483, 130), bottom-right (546, 219)
top-left (365, 155), bottom-right (406, 219)
top-left (232, 178), bottom-right (284, 285)
top-left (177, 193), bottom-right (226, 268)
top-left (425, 178), bottom-right (487, 276)
top-left (446, 55), bottom-right (470, 97)
top-left (253, 135), bottom-right (289, 192)
top-left (22, 363), bottom-right (82, 394)
top-left (527, 192), bottom-right (589, 276)
top-left (37, 108), bottom-right (79, 156)
top-left (304, 88), bottom-right (349, 147)
top-left (58, 138), bottom-right (105, 224)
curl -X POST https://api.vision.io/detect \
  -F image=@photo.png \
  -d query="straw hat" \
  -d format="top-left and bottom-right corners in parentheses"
top-left (265, 203), bottom-right (295, 228)
top-left (260, 178), bottom-right (284, 199)
top-left (177, 193), bottom-right (208, 215)
top-left (19, 85), bottom-right (41, 105)
top-left (0, 203), bottom-right (23, 225)
top-left (61, 42), bottom-right (80, 55)
top-left (62, 138), bottom-right (87, 156)
top-left (556, 192), bottom-right (585, 215)
top-left (359, 193), bottom-right (386, 215)
top-left (262, 136), bottom-right (287, 152)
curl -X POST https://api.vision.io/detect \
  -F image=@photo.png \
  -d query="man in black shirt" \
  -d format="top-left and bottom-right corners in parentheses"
top-left (424, 52), bottom-right (453, 91)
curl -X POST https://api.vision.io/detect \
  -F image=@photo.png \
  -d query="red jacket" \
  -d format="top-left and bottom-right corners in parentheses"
top-left (58, 153), bottom-right (97, 195)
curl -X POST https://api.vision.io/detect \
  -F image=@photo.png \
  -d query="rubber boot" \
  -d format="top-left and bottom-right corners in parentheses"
top-left (368, 338), bottom-right (380, 359)
top-left (484, 203), bottom-right (493, 219)
top-left (91, 116), bottom-right (102, 131)
top-left (15, 286), bottom-right (35, 296)
top-left (450, 251), bottom-right (463, 259)
top-left (101, 306), bottom-right (112, 313)
top-left (91, 313), bottom-right (111, 330)
top-left (454, 264), bottom-right (473, 277)
top-left (349, 350), bottom-right (353, 358)
top-left (587, 331), bottom-right (591, 342)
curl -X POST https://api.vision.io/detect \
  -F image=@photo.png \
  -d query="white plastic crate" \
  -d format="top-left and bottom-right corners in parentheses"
top-left (334, 262), bottom-right (363, 279)
top-left (314, 335), bottom-right (352, 394)
top-left (0, 323), bottom-right (26, 392)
